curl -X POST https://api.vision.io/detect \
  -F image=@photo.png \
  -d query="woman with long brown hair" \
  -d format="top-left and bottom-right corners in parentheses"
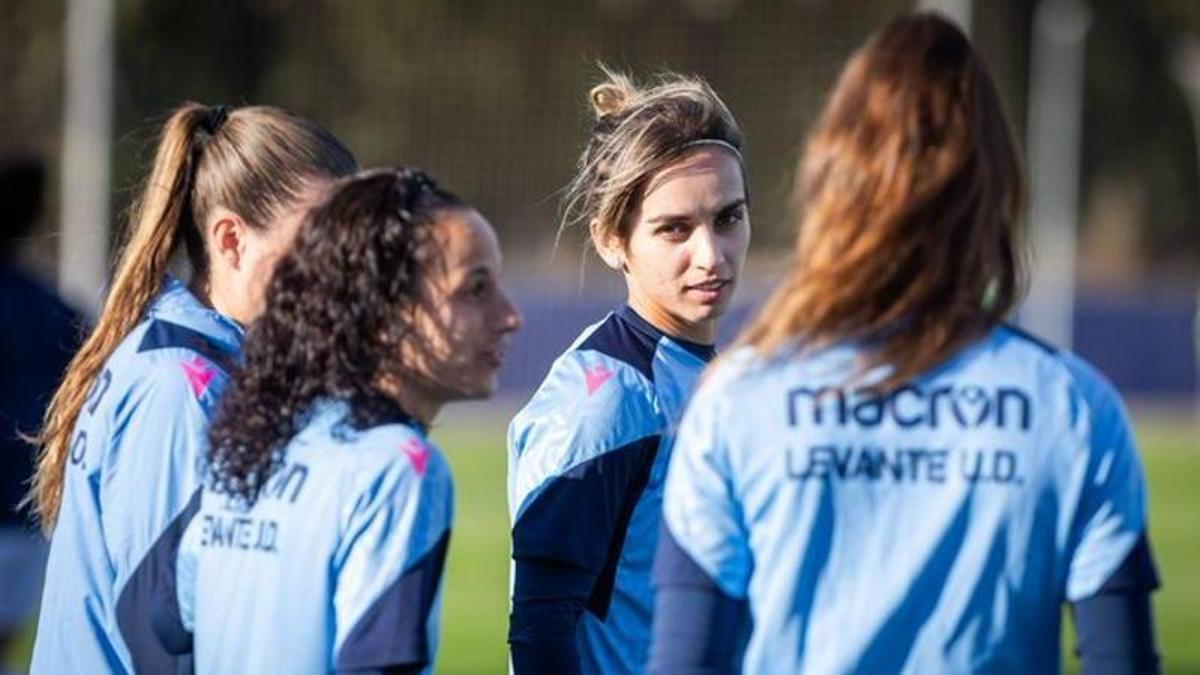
top-left (30, 103), bottom-right (356, 673)
top-left (650, 13), bottom-right (1159, 674)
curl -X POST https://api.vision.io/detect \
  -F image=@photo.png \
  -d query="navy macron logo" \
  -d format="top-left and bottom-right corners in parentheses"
top-left (786, 384), bottom-right (1032, 431)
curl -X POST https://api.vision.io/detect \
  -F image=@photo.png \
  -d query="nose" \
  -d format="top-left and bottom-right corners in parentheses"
top-left (497, 288), bottom-right (522, 334)
top-left (691, 224), bottom-right (726, 271)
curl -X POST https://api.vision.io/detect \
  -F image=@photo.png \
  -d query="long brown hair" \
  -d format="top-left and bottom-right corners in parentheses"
top-left (739, 13), bottom-right (1025, 389)
top-left (29, 103), bottom-right (357, 530)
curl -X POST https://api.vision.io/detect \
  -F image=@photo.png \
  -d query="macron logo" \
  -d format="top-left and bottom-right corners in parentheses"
top-left (181, 356), bottom-right (216, 398)
top-left (401, 439), bottom-right (430, 477)
top-left (584, 364), bottom-right (615, 396)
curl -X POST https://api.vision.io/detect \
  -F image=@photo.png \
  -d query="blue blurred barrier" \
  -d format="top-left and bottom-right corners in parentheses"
top-left (1073, 289), bottom-right (1197, 398)
top-left (498, 283), bottom-right (1198, 402)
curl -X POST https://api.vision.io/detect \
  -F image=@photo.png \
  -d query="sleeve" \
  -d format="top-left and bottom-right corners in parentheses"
top-left (103, 361), bottom-right (215, 568)
top-left (106, 360), bottom-right (220, 671)
top-left (506, 356), bottom-right (662, 673)
top-left (509, 358), bottom-right (664, 603)
top-left (332, 444), bottom-right (453, 674)
top-left (1064, 362), bottom-right (1155, 602)
top-left (510, 429), bottom-right (660, 613)
top-left (508, 561), bottom-right (592, 675)
top-left (508, 424), bottom-right (658, 674)
top-left (649, 523), bottom-right (750, 675)
top-left (1069, 534), bottom-right (1161, 675)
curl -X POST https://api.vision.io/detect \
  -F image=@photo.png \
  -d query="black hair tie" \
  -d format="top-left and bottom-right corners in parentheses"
top-left (200, 105), bottom-right (230, 136)
top-left (394, 167), bottom-right (436, 214)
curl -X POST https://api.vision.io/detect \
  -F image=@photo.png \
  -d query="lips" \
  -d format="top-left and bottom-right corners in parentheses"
top-left (482, 342), bottom-right (509, 368)
top-left (688, 279), bottom-right (729, 291)
top-left (685, 278), bottom-right (732, 303)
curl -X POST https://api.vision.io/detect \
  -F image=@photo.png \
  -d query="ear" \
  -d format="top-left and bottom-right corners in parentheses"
top-left (207, 209), bottom-right (250, 271)
top-left (588, 218), bottom-right (625, 272)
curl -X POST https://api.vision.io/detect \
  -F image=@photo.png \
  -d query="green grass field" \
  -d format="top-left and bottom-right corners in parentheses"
top-left (7, 416), bottom-right (1197, 673)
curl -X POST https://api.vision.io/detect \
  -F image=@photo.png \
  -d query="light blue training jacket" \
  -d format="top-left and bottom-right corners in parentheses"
top-left (32, 277), bottom-right (241, 674)
top-left (509, 305), bottom-right (715, 674)
top-left (171, 401), bottom-right (453, 675)
top-left (657, 325), bottom-right (1155, 674)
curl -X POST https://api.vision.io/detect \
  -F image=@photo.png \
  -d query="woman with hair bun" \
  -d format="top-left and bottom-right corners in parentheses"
top-left (31, 103), bottom-right (357, 673)
top-left (650, 13), bottom-right (1160, 674)
top-left (507, 69), bottom-right (750, 674)
top-left (166, 168), bottom-right (521, 674)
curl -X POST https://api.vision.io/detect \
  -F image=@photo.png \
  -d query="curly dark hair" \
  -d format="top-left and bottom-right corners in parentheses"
top-left (207, 167), bottom-right (463, 504)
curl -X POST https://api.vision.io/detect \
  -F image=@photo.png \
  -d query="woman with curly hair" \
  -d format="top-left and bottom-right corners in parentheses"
top-left (31, 103), bottom-right (357, 674)
top-left (160, 167), bottom-right (521, 675)
top-left (650, 13), bottom-right (1159, 674)
top-left (507, 69), bottom-right (749, 674)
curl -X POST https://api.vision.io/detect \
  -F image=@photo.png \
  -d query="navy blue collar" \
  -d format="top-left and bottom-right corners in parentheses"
top-left (616, 305), bottom-right (716, 363)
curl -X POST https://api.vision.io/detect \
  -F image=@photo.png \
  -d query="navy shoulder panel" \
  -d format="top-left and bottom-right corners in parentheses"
top-left (1001, 322), bottom-right (1059, 356)
top-left (512, 434), bottom-right (660, 620)
top-left (577, 310), bottom-right (660, 382)
top-left (335, 529), bottom-right (451, 671)
top-left (120, 488), bottom-right (202, 669)
top-left (138, 320), bottom-right (236, 372)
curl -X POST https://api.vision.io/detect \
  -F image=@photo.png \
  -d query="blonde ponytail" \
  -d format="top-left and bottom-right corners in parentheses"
top-left (28, 104), bottom-right (209, 530)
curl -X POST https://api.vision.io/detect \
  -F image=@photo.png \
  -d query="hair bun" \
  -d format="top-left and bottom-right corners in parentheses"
top-left (589, 69), bottom-right (637, 120)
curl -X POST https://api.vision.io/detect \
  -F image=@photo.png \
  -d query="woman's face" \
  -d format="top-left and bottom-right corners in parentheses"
top-left (604, 146), bottom-right (749, 344)
top-left (403, 208), bottom-right (522, 411)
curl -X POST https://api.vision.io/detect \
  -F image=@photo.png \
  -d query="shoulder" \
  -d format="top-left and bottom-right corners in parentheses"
top-left (993, 324), bottom-right (1128, 436)
top-left (130, 318), bottom-right (238, 373)
top-left (102, 317), bottom-right (237, 410)
top-left (325, 421), bottom-right (452, 502)
top-left (510, 332), bottom-right (661, 464)
top-left (508, 318), bottom-right (665, 514)
top-left (124, 351), bottom-right (230, 418)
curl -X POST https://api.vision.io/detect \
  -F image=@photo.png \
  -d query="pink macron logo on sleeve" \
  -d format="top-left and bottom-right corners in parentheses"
top-left (401, 438), bottom-right (430, 477)
top-left (180, 356), bottom-right (216, 398)
top-left (584, 363), bottom-right (615, 396)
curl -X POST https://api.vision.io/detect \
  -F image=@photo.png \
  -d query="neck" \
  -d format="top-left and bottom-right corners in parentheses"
top-left (627, 293), bottom-right (715, 345)
top-left (191, 276), bottom-right (247, 326)
top-left (378, 375), bottom-right (443, 428)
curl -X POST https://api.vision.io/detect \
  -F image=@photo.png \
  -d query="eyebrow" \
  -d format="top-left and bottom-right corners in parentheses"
top-left (462, 266), bottom-right (493, 281)
top-left (643, 197), bottom-right (748, 225)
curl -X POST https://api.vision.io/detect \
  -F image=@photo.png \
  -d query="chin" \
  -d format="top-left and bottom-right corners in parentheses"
top-left (461, 374), bottom-right (499, 400)
top-left (686, 302), bottom-right (729, 324)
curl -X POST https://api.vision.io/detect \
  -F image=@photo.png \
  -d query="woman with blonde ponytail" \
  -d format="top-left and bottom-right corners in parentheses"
top-left (507, 69), bottom-right (749, 674)
top-left (650, 14), bottom-right (1159, 674)
top-left (31, 102), bottom-right (356, 674)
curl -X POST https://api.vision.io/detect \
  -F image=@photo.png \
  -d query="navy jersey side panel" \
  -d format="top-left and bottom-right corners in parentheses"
top-left (336, 529), bottom-right (451, 670)
top-left (513, 434), bottom-right (659, 617)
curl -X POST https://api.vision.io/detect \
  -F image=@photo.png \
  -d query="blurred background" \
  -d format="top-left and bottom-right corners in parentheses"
top-left (1, 0), bottom-right (1196, 673)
